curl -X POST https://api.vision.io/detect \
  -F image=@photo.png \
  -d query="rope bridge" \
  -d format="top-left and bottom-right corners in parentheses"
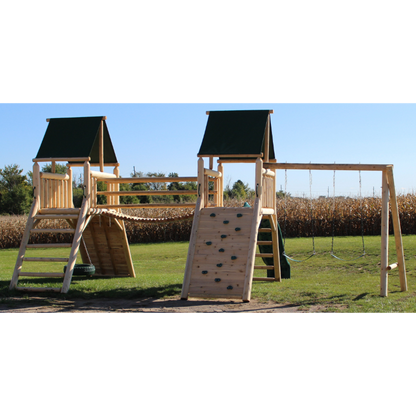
top-left (89, 208), bottom-right (195, 223)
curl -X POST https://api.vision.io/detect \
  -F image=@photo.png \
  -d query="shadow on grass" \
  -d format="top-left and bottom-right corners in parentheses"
top-left (0, 277), bottom-right (184, 300)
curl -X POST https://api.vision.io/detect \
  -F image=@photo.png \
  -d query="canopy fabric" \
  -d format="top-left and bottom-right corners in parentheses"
top-left (36, 116), bottom-right (118, 163)
top-left (198, 110), bottom-right (275, 160)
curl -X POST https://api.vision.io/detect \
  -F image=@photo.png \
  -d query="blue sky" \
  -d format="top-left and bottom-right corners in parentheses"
top-left (0, 103), bottom-right (415, 197)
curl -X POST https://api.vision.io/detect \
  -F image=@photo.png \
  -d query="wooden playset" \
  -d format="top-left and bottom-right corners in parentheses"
top-left (10, 111), bottom-right (408, 300)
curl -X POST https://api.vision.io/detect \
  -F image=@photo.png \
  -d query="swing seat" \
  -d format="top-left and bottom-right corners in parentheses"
top-left (63, 264), bottom-right (96, 278)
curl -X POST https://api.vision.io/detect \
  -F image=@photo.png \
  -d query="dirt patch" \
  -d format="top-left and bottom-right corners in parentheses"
top-left (0, 296), bottom-right (312, 313)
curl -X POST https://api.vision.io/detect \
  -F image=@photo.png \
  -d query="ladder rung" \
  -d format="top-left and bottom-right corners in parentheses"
top-left (30, 228), bottom-right (75, 234)
top-left (15, 287), bottom-right (61, 293)
top-left (254, 265), bottom-right (275, 270)
top-left (19, 272), bottom-right (65, 277)
top-left (257, 241), bottom-right (273, 245)
top-left (23, 257), bottom-right (70, 262)
top-left (255, 253), bottom-right (273, 258)
top-left (26, 244), bottom-right (73, 249)
top-left (258, 228), bottom-right (272, 232)
top-left (34, 214), bottom-right (79, 220)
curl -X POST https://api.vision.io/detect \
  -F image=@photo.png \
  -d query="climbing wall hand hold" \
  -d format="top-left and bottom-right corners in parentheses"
top-left (210, 213), bottom-right (216, 217)
top-left (235, 227), bottom-right (241, 231)
top-left (219, 248), bottom-right (225, 252)
top-left (202, 270), bottom-right (208, 274)
top-left (223, 220), bottom-right (229, 224)
top-left (206, 241), bottom-right (212, 245)
top-left (215, 278), bottom-right (221, 282)
top-left (227, 285), bottom-right (233, 290)
top-left (221, 235), bottom-right (227, 239)
top-left (217, 263), bottom-right (223, 268)
top-left (237, 213), bottom-right (243, 218)
top-left (231, 256), bottom-right (237, 260)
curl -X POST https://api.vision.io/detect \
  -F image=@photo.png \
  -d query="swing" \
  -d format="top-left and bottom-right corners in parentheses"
top-left (330, 169), bottom-right (366, 261)
top-left (282, 169), bottom-right (316, 263)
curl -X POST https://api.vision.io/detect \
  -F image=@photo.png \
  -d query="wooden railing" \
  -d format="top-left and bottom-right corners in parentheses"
top-left (93, 175), bottom-right (199, 209)
top-left (38, 172), bottom-right (73, 209)
top-left (261, 168), bottom-right (276, 211)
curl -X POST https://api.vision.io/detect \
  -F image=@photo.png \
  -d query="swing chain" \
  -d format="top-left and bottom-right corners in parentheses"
top-left (331, 167), bottom-right (366, 260)
top-left (282, 168), bottom-right (316, 262)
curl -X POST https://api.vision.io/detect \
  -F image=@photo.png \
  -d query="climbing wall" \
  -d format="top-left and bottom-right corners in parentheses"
top-left (187, 207), bottom-right (255, 299)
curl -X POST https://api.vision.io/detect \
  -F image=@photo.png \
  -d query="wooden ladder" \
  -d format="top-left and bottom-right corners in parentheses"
top-left (253, 214), bottom-right (281, 282)
top-left (9, 197), bottom-right (89, 293)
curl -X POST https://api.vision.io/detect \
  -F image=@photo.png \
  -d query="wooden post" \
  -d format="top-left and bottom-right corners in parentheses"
top-left (61, 197), bottom-right (89, 293)
top-left (270, 214), bottom-right (282, 282)
top-left (218, 163), bottom-right (224, 207)
top-left (272, 167), bottom-right (277, 213)
top-left (181, 197), bottom-right (203, 299)
top-left (198, 157), bottom-right (205, 209)
top-left (264, 115), bottom-right (270, 163)
top-left (84, 161), bottom-right (91, 210)
top-left (386, 167), bottom-right (407, 292)
top-left (52, 161), bottom-right (56, 173)
top-left (243, 197), bottom-right (262, 302)
top-left (33, 162), bottom-right (40, 199)
top-left (209, 156), bottom-right (213, 170)
top-left (113, 165), bottom-right (120, 210)
top-left (255, 158), bottom-right (263, 202)
top-left (380, 170), bottom-right (389, 297)
top-left (67, 165), bottom-right (73, 208)
top-left (99, 120), bottom-right (104, 172)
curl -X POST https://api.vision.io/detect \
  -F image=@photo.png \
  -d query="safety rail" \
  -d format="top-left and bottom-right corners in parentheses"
top-left (92, 175), bottom-right (201, 209)
top-left (261, 168), bottom-right (276, 212)
top-left (37, 171), bottom-right (73, 209)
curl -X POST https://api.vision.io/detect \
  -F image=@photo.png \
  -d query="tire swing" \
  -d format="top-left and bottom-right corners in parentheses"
top-left (63, 236), bottom-right (95, 277)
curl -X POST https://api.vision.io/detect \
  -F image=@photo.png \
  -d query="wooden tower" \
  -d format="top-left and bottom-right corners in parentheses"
top-left (10, 116), bottom-right (135, 293)
top-left (181, 110), bottom-right (289, 302)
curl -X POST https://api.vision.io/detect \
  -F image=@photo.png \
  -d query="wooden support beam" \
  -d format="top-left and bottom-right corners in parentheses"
top-left (104, 176), bottom-right (197, 184)
top-left (242, 197), bottom-right (262, 302)
top-left (380, 171), bottom-right (389, 297)
top-left (61, 197), bottom-right (89, 293)
top-left (181, 197), bottom-right (204, 300)
top-left (198, 154), bottom-right (263, 159)
top-left (33, 157), bottom-right (91, 162)
top-left (386, 167), bottom-right (407, 291)
top-left (99, 120), bottom-right (104, 172)
top-left (264, 114), bottom-right (270, 163)
top-left (97, 203), bottom-right (196, 209)
top-left (264, 163), bottom-right (391, 172)
top-left (204, 168), bottom-right (222, 178)
top-left (97, 190), bottom-right (198, 196)
top-left (10, 197), bottom-right (40, 290)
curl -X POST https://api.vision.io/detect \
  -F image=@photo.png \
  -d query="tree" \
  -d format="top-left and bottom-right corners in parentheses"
top-left (167, 172), bottom-right (197, 202)
top-left (42, 163), bottom-right (68, 174)
top-left (0, 164), bottom-right (32, 214)
top-left (224, 179), bottom-right (253, 200)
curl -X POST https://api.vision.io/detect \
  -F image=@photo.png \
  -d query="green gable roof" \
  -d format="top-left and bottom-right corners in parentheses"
top-left (198, 110), bottom-right (275, 160)
top-left (36, 116), bottom-right (118, 164)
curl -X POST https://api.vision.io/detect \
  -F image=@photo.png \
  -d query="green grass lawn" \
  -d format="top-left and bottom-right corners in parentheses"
top-left (1, 235), bottom-right (415, 312)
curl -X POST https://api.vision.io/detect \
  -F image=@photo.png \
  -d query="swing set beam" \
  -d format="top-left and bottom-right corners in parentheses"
top-left (264, 162), bottom-right (392, 171)
top-left (264, 162), bottom-right (407, 297)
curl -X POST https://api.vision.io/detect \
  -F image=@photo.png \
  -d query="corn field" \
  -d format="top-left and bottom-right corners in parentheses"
top-left (2, 194), bottom-right (416, 249)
